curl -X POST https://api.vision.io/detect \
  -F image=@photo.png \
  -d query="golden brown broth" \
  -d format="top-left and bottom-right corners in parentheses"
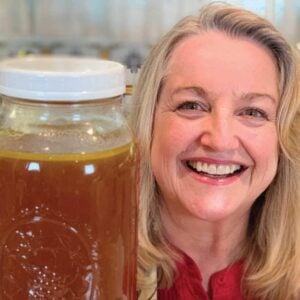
top-left (0, 144), bottom-right (137, 299)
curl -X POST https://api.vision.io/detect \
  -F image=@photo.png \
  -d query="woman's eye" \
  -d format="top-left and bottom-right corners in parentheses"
top-left (177, 101), bottom-right (207, 111)
top-left (241, 108), bottom-right (268, 119)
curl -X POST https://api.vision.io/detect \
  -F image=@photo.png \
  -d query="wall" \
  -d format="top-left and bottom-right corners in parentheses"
top-left (0, 0), bottom-right (299, 68)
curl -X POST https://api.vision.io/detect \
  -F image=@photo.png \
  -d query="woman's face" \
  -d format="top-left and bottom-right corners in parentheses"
top-left (151, 31), bottom-right (279, 222)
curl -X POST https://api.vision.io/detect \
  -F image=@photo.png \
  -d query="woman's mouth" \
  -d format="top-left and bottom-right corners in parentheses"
top-left (186, 160), bottom-right (246, 178)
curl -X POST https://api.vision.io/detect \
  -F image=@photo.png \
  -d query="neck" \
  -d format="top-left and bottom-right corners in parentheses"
top-left (161, 206), bottom-right (249, 290)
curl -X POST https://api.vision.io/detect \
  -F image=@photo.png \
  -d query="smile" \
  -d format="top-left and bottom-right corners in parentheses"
top-left (186, 161), bottom-right (246, 178)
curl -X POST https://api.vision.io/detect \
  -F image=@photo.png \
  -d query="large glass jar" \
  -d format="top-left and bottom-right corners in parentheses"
top-left (0, 56), bottom-right (137, 299)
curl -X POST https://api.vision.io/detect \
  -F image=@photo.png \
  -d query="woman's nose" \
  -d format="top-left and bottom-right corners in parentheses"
top-left (199, 112), bottom-right (240, 152)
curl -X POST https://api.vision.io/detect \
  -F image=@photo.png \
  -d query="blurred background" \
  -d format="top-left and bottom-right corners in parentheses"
top-left (0, 0), bottom-right (299, 70)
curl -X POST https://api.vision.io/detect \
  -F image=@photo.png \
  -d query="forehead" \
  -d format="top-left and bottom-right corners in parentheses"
top-left (163, 30), bottom-right (279, 98)
top-left (168, 30), bottom-right (277, 72)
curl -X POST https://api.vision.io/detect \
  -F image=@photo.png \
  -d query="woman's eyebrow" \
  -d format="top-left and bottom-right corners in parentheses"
top-left (172, 86), bottom-right (210, 98)
top-left (240, 92), bottom-right (278, 104)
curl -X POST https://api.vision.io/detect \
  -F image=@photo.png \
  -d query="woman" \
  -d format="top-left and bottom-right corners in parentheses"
top-left (132, 3), bottom-right (300, 300)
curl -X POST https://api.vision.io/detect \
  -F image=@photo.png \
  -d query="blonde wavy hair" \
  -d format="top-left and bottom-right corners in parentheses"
top-left (131, 3), bottom-right (300, 299)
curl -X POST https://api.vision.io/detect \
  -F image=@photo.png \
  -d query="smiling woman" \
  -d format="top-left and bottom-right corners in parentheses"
top-left (131, 3), bottom-right (300, 300)
top-left (151, 31), bottom-right (279, 223)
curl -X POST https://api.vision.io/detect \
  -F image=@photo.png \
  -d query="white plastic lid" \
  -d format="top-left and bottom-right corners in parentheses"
top-left (0, 55), bottom-right (125, 101)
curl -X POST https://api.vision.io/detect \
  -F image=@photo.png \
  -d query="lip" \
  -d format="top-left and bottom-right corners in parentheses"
top-left (183, 157), bottom-right (248, 186)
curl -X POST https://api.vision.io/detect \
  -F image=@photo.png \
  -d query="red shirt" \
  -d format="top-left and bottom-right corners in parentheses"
top-left (158, 253), bottom-right (245, 300)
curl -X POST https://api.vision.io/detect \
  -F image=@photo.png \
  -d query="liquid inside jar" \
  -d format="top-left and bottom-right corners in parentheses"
top-left (0, 143), bottom-right (137, 300)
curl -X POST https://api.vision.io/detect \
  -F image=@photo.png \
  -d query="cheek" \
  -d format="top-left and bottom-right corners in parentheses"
top-left (152, 118), bottom-right (189, 157)
top-left (150, 118), bottom-right (187, 188)
top-left (245, 129), bottom-right (279, 171)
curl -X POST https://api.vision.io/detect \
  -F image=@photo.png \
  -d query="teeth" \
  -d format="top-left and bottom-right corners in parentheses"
top-left (189, 161), bottom-right (241, 175)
